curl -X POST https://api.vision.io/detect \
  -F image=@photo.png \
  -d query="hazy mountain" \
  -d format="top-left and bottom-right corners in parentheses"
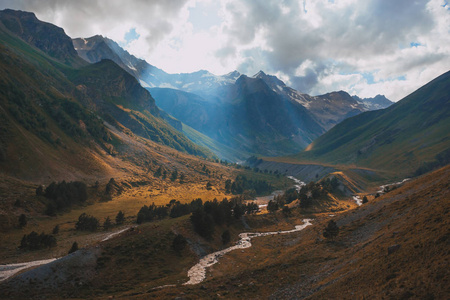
top-left (74, 35), bottom-right (398, 159)
top-left (151, 74), bottom-right (326, 157)
top-left (352, 94), bottom-right (393, 110)
top-left (73, 35), bottom-right (240, 95)
top-left (253, 71), bottom-right (368, 130)
top-left (291, 70), bottom-right (450, 176)
top-left (0, 9), bottom-right (213, 181)
top-left (73, 36), bottom-right (326, 157)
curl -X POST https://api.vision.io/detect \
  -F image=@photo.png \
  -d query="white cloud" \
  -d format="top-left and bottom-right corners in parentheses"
top-left (1, 0), bottom-right (449, 100)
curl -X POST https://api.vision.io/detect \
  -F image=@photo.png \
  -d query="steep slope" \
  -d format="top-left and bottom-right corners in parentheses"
top-left (0, 9), bottom-right (85, 66)
top-left (0, 9), bottom-right (214, 182)
top-left (289, 70), bottom-right (450, 176)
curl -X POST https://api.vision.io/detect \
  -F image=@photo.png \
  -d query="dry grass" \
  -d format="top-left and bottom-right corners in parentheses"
top-left (145, 165), bottom-right (450, 299)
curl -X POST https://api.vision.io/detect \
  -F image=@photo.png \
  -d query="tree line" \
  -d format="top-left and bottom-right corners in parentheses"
top-left (224, 174), bottom-right (273, 196)
top-left (37, 181), bottom-right (88, 216)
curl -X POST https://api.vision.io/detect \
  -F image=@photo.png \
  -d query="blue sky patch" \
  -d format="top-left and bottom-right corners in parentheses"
top-left (119, 28), bottom-right (140, 47)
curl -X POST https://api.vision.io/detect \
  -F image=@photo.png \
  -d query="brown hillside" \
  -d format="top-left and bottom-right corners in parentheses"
top-left (146, 165), bottom-right (449, 299)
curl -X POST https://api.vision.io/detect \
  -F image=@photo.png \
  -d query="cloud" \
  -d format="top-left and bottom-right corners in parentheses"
top-left (211, 0), bottom-right (449, 100)
top-left (1, 0), bottom-right (449, 101)
top-left (0, 0), bottom-right (188, 48)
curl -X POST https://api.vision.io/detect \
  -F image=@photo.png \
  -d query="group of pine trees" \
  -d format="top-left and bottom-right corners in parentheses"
top-left (135, 197), bottom-right (258, 239)
top-left (20, 231), bottom-right (56, 250)
top-left (75, 211), bottom-right (125, 232)
top-left (37, 181), bottom-right (88, 216)
top-left (224, 175), bottom-right (273, 195)
top-left (189, 198), bottom-right (258, 240)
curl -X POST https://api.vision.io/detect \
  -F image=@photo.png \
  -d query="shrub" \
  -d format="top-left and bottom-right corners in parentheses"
top-left (172, 234), bottom-right (187, 253)
top-left (68, 241), bottom-right (78, 254)
top-left (323, 220), bottom-right (339, 240)
top-left (75, 213), bottom-right (99, 231)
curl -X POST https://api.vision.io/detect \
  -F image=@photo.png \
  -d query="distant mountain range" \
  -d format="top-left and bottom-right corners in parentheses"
top-left (73, 35), bottom-right (393, 160)
top-left (352, 94), bottom-right (394, 111)
top-left (289, 70), bottom-right (450, 176)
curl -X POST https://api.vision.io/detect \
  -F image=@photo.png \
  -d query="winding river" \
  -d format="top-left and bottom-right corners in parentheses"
top-left (0, 226), bottom-right (131, 282)
top-left (184, 219), bottom-right (313, 285)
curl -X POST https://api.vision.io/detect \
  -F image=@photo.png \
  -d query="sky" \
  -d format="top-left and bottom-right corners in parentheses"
top-left (1, 0), bottom-right (449, 101)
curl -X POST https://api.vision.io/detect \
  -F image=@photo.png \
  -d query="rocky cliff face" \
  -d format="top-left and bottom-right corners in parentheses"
top-left (0, 9), bottom-right (81, 65)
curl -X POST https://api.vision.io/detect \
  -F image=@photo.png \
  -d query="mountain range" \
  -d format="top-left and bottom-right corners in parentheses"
top-left (73, 35), bottom-right (393, 160)
top-left (0, 8), bottom-right (449, 300)
top-left (272, 70), bottom-right (450, 177)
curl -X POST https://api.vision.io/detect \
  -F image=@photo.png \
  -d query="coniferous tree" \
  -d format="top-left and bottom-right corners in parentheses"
top-left (362, 196), bottom-right (368, 204)
top-left (103, 216), bottom-right (112, 230)
top-left (105, 178), bottom-right (116, 195)
top-left (115, 210), bottom-right (125, 225)
top-left (323, 220), bottom-right (339, 240)
top-left (18, 214), bottom-right (27, 228)
top-left (68, 241), bottom-right (78, 254)
top-left (267, 200), bottom-right (279, 213)
top-left (52, 225), bottom-right (60, 234)
top-left (36, 185), bottom-right (44, 196)
top-left (75, 213), bottom-right (99, 231)
top-left (233, 204), bottom-right (244, 219)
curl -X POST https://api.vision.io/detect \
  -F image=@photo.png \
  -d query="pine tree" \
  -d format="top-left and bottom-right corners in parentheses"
top-left (103, 216), bottom-right (112, 230)
top-left (68, 241), bottom-right (78, 254)
top-left (52, 225), bottom-right (60, 234)
top-left (323, 220), bottom-right (339, 240)
top-left (18, 214), bottom-right (27, 228)
top-left (115, 211), bottom-right (125, 225)
top-left (362, 196), bottom-right (368, 204)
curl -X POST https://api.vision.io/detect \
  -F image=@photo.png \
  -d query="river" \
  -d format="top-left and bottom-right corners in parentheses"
top-left (0, 226), bottom-right (131, 282)
top-left (184, 219), bottom-right (313, 285)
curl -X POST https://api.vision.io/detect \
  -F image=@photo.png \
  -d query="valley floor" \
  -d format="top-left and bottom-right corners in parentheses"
top-left (0, 166), bottom-right (448, 299)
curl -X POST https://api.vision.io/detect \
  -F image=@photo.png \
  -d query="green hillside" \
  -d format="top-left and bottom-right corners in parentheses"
top-left (0, 9), bottom-right (214, 182)
top-left (288, 70), bottom-right (450, 176)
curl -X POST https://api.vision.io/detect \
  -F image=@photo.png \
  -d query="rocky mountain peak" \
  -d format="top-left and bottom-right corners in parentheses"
top-left (0, 9), bottom-right (80, 64)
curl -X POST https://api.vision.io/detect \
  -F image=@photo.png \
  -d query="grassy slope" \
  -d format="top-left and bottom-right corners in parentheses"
top-left (147, 165), bottom-right (449, 299)
top-left (2, 165), bottom-right (446, 299)
top-left (181, 123), bottom-right (252, 162)
top-left (279, 71), bottom-right (450, 177)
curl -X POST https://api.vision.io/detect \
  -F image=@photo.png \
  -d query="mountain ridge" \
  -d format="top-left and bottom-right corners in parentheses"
top-left (285, 70), bottom-right (450, 176)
